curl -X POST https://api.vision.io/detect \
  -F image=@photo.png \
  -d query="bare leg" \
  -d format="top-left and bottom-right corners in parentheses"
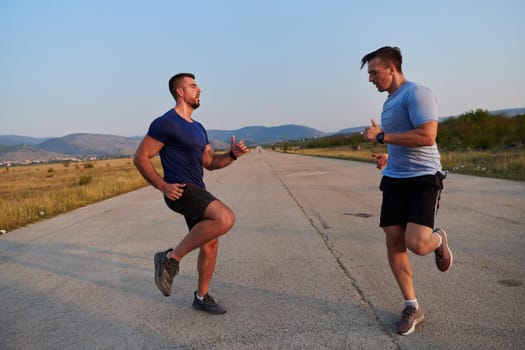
top-left (169, 200), bottom-right (235, 261)
top-left (384, 224), bottom-right (416, 301)
top-left (197, 238), bottom-right (218, 297)
top-left (167, 200), bottom-right (234, 296)
top-left (385, 223), bottom-right (442, 301)
top-left (404, 223), bottom-right (441, 256)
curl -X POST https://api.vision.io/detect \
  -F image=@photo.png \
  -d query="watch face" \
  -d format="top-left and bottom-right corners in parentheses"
top-left (377, 132), bottom-right (384, 143)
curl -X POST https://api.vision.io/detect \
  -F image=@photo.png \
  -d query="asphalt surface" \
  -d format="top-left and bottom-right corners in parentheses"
top-left (1, 150), bottom-right (524, 350)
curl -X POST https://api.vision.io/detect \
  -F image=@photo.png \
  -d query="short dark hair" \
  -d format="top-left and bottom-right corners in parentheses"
top-left (360, 46), bottom-right (403, 73)
top-left (168, 73), bottom-right (195, 99)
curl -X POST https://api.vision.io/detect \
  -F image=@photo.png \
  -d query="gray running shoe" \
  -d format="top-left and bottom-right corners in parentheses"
top-left (395, 306), bottom-right (424, 335)
top-left (434, 228), bottom-right (453, 272)
top-left (192, 292), bottom-right (227, 315)
top-left (154, 248), bottom-right (179, 297)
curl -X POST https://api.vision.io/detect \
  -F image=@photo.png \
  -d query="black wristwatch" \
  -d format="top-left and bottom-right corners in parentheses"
top-left (229, 150), bottom-right (237, 160)
top-left (376, 132), bottom-right (385, 144)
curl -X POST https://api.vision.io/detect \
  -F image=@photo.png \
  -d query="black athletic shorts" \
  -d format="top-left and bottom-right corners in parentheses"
top-left (379, 172), bottom-right (445, 229)
top-left (164, 183), bottom-right (217, 230)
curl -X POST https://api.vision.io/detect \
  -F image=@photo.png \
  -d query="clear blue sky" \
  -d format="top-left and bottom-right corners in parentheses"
top-left (1, 0), bottom-right (524, 137)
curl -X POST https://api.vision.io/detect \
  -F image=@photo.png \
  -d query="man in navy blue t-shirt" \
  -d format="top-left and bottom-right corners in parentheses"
top-left (134, 73), bottom-right (248, 314)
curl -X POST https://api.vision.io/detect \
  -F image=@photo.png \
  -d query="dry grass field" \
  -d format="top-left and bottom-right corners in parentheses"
top-left (2, 148), bottom-right (523, 234)
top-left (280, 147), bottom-right (525, 181)
top-left (0, 157), bottom-right (161, 233)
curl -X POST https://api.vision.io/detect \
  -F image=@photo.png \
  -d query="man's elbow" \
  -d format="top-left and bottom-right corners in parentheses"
top-left (133, 153), bottom-right (142, 169)
top-left (421, 136), bottom-right (436, 147)
top-left (204, 164), bottom-right (216, 171)
top-left (417, 130), bottom-right (437, 146)
top-left (417, 122), bottom-right (438, 146)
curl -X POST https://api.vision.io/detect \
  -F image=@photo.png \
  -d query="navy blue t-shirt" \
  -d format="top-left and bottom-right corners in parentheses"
top-left (147, 109), bottom-right (209, 189)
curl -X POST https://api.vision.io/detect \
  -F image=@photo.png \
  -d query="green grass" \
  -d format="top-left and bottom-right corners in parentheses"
top-left (440, 150), bottom-right (525, 180)
top-left (277, 146), bottom-right (525, 181)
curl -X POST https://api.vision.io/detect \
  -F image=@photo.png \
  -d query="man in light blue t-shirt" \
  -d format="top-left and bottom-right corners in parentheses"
top-left (361, 47), bottom-right (453, 336)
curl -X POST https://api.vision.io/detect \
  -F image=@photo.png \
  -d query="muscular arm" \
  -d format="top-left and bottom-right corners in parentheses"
top-left (133, 136), bottom-right (166, 190)
top-left (202, 144), bottom-right (235, 171)
top-left (383, 120), bottom-right (438, 147)
top-left (365, 119), bottom-right (438, 148)
top-left (202, 135), bottom-right (248, 171)
top-left (133, 135), bottom-right (185, 200)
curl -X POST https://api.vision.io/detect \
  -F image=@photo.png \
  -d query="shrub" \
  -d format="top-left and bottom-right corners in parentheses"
top-left (438, 109), bottom-right (524, 151)
top-left (78, 175), bottom-right (92, 185)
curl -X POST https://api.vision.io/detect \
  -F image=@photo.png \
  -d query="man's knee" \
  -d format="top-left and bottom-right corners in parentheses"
top-left (405, 236), bottom-right (427, 255)
top-left (206, 201), bottom-right (235, 234)
top-left (384, 226), bottom-right (406, 252)
top-left (405, 224), bottom-right (434, 255)
top-left (202, 238), bottom-right (219, 255)
top-left (219, 208), bottom-right (235, 233)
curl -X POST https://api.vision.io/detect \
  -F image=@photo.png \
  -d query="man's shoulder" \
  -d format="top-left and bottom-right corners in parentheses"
top-left (194, 119), bottom-right (205, 127)
top-left (405, 81), bottom-right (433, 94)
top-left (191, 119), bottom-right (207, 133)
top-left (399, 82), bottom-right (435, 105)
top-left (154, 108), bottom-right (176, 121)
top-left (151, 109), bottom-right (181, 128)
top-left (148, 109), bottom-right (177, 141)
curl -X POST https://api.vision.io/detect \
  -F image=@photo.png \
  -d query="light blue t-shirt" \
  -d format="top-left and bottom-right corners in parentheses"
top-left (381, 81), bottom-right (442, 178)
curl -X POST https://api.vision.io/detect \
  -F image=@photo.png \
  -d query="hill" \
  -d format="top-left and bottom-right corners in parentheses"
top-left (0, 135), bottom-right (49, 146)
top-left (1, 107), bottom-right (522, 163)
top-left (37, 133), bottom-right (140, 157)
top-left (0, 145), bottom-right (71, 164)
top-left (0, 125), bottom-right (326, 163)
top-left (438, 109), bottom-right (524, 150)
top-left (335, 126), bottom-right (366, 135)
top-left (490, 107), bottom-right (525, 116)
top-left (208, 124), bottom-right (326, 145)
top-left (281, 108), bottom-right (525, 152)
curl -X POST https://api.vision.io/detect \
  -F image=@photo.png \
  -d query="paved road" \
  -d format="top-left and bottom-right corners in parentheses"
top-left (1, 150), bottom-right (524, 349)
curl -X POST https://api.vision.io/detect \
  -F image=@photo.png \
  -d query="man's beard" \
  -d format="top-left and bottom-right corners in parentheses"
top-left (190, 100), bottom-right (200, 109)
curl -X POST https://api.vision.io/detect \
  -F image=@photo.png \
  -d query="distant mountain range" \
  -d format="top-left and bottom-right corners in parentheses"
top-left (207, 124), bottom-right (326, 147)
top-left (0, 125), bottom-right (329, 163)
top-left (1, 107), bottom-right (523, 164)
top-left (488, 107), bottom-right (525, 117)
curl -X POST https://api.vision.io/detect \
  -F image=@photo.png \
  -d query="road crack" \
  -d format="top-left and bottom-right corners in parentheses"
top-left (264, 154), bottom-right (400, 348)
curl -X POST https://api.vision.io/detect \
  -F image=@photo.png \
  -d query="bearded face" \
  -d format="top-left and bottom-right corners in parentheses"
top-left (189, 96), bottom-right (200, 109)
top-left (178, 77), bottom-right (202, 109)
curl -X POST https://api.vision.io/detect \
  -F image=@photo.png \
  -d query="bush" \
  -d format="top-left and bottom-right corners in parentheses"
top-left (438, 109), bottom-right (524, 151)
top-left (78, 176), bottom-right (92, 185)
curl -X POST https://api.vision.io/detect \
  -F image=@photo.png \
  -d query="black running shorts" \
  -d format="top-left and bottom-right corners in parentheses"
top-left (379, 173), bottom-right (445, 229)
top-left (164, 183), bottom-right (217, 230)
